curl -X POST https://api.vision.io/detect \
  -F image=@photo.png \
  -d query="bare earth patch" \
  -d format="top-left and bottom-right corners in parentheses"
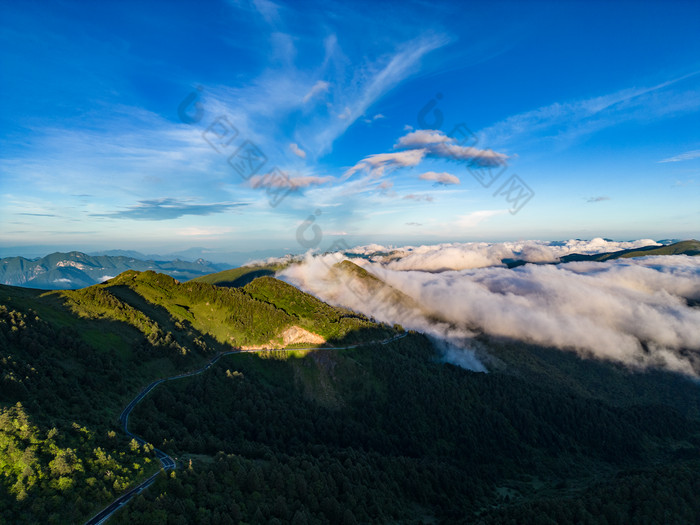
top-left (280, 325), bottom-right (326, 346)
top-left (241, 325), bottom-right (326, 350)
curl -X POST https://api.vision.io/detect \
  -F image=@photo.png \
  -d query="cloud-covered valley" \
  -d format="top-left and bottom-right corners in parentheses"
top-left (278, 240), bottom-right (700, 377)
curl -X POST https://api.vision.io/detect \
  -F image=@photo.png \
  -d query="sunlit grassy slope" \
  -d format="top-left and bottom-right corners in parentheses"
top-left (189, 263), bottom-right (287, 287)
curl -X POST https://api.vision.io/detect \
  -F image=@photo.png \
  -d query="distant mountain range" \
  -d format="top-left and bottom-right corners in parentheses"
top-left (0, 251), bottom-right (232, 289)
top-left (559, 239), bottom-right (700, 262)
top-left (0, 245), bottom-right (290, 265)
top-left (504, 240), bottom-right (700, 268)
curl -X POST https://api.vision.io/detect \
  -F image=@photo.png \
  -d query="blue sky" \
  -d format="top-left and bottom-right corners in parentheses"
top-left (1, 0), bottom-right (699, 260)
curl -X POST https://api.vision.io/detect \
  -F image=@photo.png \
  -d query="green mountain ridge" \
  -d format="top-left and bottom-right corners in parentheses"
top-left (190, 263), bottom-right (287, 288)
top-left (1, 269), bottom-right (700, 524)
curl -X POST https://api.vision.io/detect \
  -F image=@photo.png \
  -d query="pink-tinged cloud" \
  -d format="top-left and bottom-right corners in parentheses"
top-left (344, 148), bottom-right (427, 178)
top-left (419, 171), bottom-right (461, 185)
top-left (395, 129), bottom-right (453, 147)
top-left (396, 129), bottom-right (509, 167)
top-left (302, 80), bottom-right (330, 104)
top-left (289, 143), bottom-right (307, 159)
top-left (250, 172), bottom-right (334, 189)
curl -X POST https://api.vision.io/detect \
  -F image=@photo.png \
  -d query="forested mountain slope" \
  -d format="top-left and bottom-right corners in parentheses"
top-left (0, 272), bottom-right (391, 523)
top-left (1, 270), bottom-right (699, 524)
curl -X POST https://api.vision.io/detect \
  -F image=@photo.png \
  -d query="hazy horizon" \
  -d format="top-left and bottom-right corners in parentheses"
top-left (0, 235), bottom-right (693, 265)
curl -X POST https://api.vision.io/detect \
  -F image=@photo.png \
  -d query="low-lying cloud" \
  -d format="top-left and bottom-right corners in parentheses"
top-left (278, 240), bottom-right (700, 377)
top-left (354, 238), bottom-right (661, 271)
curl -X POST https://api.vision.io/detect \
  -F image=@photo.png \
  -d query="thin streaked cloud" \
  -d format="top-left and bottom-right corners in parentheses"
top-left (659, 149), bottom-right (700, 163)
top-left (93, 198), bottom-right (248, 221)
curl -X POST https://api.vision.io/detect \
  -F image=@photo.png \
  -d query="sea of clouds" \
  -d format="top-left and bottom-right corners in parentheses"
top-left (344, 237), bottom-right (662, 270)
top-left (277, 239), bottom-right (700, 377)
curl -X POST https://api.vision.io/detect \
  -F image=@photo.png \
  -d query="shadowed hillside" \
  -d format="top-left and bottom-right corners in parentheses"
top-left (119, 329), bottom-right (700, 524)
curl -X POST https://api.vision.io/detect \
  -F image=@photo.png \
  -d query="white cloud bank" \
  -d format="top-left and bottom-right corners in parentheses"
top-left (277, 239), bottom-right (700, 377)
top-left (354, 238), bottom-right (661, 271)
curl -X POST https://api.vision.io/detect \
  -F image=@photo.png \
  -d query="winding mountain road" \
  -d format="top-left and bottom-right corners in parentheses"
top-left (83, 332), bottom-right (408, 525)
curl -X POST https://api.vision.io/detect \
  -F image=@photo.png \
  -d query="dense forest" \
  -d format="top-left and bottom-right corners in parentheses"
top-left (1, 270), bottom-right (700, 523)
top-left (0, 299), bottom-right (158, 523)
top-left (117, 335), bottom-right (700, 524)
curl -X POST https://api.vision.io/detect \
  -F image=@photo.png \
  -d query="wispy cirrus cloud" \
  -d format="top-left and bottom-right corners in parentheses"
top-left (0, 105), bottom-right (221, 200)
top-left (479, 70), bottom-right (700, 150)
top-left (659, 149), bottom-right (700, 163)
top-left (403, 193), bottom-right (434, 202)
top-left (250, 173), bottom-right (334, 189)
top-left (302, 80), bottom-right (330, 104)
top-left (301, 34), bottom-right (449, 156)
top-left (93, 198), bottom-right (247, 221)
top-left (251, 0), bottom-right (282, 26)
top-left (177, 226), bottom-right (235, 237)
top-left (673, 178), bottom-right (696, 187)
top-left (202, 33), bottom-right (448, 166)
top-left (455, 209), bottom-right (506, 228)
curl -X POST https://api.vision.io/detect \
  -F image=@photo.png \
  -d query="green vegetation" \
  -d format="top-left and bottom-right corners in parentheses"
top-left (331, 260), bottom-right (423, 314)
top-left (0, 271), bottom-right (391, 523)
top-left (190, 263), bottom-right (287, 288)
top-left (88, 270), bottom-right (386, 347)
top-left (115, 330), bottom-right (700, 524)
top-left (0, 403), bottom-right (154, 523)
top-left (1, 267), bottom-right (699, 524)
top-left (0, 297), bottom-right (160, 523)
top-left (479, 460), bottom-right (700, 524)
